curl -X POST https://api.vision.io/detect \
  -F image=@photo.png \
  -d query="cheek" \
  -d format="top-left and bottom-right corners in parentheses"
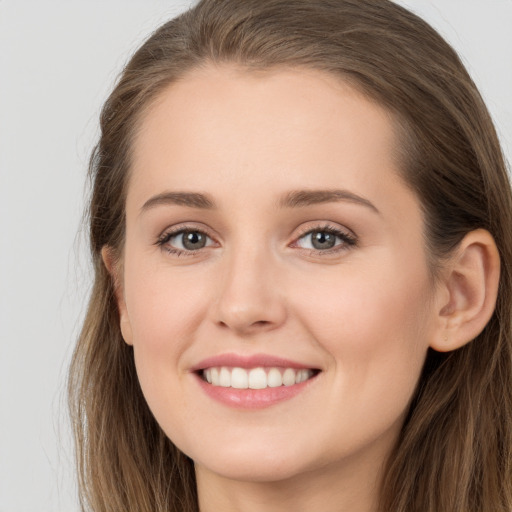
top-left (125, 260), bottom-right (209, 350)
top-left (296, 259), bottom-right (431, 347)
top-left (292, 257), bottom-right (432, 418)
top-left (122, 257), bottom-right (213, 409)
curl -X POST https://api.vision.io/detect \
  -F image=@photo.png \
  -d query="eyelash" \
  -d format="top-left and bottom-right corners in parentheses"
top-left (292, 223), bottom-right (357, 255)
top-left (155, 223), bottom-right (357, 258)
top-left (155, 226), bottom-right (216, 257)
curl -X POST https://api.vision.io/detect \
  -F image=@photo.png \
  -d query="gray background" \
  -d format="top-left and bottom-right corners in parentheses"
top-left (0, 1), bottom-right (510, 510)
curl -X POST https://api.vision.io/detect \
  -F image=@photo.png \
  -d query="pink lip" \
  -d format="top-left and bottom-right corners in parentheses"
top-left (194, 375), bottom-right (317, 409)
top-left (190, 352), bottom-right (320, 409)
top-left (190, 352), bottom-right (317, 371)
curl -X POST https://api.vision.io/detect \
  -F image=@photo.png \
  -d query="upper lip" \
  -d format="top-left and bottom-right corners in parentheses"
top-left (190, 353), bottom-right (319, 372)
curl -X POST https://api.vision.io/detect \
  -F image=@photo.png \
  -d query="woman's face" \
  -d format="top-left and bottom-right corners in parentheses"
top-left (117, 65), bottom-right (441, 485)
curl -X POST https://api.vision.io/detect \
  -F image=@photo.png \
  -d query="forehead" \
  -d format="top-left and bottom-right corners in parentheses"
top-left (128, 64), bottom-right (410, 215)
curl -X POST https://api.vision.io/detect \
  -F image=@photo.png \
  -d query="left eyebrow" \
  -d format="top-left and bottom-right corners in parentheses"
top-left (278, 189), bottom-right (380, 214)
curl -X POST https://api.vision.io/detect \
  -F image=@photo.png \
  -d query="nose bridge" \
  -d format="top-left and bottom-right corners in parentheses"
top-left (212, 236), bottom-right (286, 334)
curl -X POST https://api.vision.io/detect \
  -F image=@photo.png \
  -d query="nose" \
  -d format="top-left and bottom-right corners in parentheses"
top-left (211, 247), bottom-right (287, 336)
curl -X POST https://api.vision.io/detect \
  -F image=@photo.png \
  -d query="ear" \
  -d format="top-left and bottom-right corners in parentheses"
top-left (430, 229), bottom-right (500, 352)
top-left (101, 246), bottom-right (133, 346)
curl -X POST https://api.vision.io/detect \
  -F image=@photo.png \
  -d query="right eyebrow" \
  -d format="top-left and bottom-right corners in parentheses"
top-left (140, 191), bottom-right (217, 215)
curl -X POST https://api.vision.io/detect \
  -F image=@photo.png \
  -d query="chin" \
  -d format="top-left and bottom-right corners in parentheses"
top-left (197, 455), bottom-right (311, 484)
top-left (187, 437), bottom-right (319, 483)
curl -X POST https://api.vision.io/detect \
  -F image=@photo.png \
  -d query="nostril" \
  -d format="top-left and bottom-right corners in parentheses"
top-left (214, 298), bottom-right (287, 334)
top-left (218, 319), bottom-right (271, 328)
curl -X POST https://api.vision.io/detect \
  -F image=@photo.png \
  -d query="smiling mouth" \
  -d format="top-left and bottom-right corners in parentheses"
top-left (199, 366), bottom-right (320, 390)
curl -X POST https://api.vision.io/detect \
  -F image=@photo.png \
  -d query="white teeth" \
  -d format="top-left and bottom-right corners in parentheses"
top-left (296, 369), bottom-right (309, 384)
top-left (219, 367), bottom-right (231, 387)
top-left (203, 366), bottom-right (315, 389)
top-left (248, 368), bottom-right (267, 389)
top-left (282, 368), bottom-right (296, 386)
top-left (231, 367), bottom-right (249, 389)
top-left (267, 368), bottom-right (283, 387)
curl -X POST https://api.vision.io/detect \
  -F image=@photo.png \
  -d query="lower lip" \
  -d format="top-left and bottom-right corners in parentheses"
top-left (194, 373), bottom-right (318, 409)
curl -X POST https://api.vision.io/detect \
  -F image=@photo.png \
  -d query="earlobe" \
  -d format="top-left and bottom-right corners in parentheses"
top-left (101, 246), bottom-right (134, 346)
top-left (430, 229), bottom-right (500, 352)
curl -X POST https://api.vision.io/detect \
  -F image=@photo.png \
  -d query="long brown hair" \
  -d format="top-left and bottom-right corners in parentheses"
top-left (68, 1), bottom-right (512, 510)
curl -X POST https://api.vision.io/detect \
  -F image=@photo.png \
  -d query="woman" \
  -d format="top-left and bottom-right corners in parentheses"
top-left (68, 0), bottom-right (512, 510)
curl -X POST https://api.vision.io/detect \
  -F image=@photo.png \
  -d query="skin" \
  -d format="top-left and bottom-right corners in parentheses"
top-left (108, 65), bottom-right (498, 512)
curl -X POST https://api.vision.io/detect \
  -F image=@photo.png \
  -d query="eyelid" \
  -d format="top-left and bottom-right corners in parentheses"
top-left (290, 222), bottom-right (358, 254)
top-left (154, 221), bottom-right (357, 257)
top-left (293, 221), bottom-right (355, 239)
top-left (155, 223), bottom-right (218, 255)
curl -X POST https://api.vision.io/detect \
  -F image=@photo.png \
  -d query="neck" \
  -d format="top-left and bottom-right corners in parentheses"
top-left (195, 444), bottom-right (388, 512)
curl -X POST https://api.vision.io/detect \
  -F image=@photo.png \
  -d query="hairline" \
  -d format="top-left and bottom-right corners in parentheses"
top-left (112, 60), bottom-right (441, 282)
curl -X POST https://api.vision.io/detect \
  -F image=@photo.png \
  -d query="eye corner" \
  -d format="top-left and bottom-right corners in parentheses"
top-left (291, 222), bottom-right (358, 256)
top-left (154, 224), bottom-right (219, 257)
